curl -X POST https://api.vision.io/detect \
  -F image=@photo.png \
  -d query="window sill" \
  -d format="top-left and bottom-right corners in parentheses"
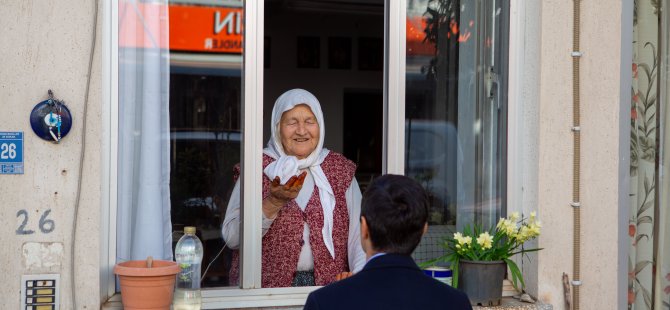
top-left (101, 283), bottom-right (553, 310)
top-left (473, 298), bottom-right (553, 309)
top-left (101, 294), bottom-right (122, 310)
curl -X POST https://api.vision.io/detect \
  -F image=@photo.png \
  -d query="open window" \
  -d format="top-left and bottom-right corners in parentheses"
top-left (106, 0), bottom-right (510, 307)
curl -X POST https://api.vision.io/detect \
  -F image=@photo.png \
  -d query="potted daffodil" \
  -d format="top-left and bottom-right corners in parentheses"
top-left (438, 212), bottom-right (543, 306)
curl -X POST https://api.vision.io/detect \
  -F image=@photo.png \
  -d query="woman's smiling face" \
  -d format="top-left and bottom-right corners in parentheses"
top-left (279, 104), bottom-right (320, 159)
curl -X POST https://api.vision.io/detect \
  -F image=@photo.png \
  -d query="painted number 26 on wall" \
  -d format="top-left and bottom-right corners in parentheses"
top-left (16, 209), bottom-right (55, 235)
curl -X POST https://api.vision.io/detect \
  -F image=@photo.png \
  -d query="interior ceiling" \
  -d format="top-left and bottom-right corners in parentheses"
top-left (266, 0), bottom-right (384, 15)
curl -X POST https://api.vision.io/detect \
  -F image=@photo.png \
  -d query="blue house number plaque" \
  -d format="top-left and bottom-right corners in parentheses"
top-left (0, 132), bottom-right (24, 174)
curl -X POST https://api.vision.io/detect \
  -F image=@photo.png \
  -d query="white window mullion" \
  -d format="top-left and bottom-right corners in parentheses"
top-left (506, 0), bottom-right (524, 217)
top-left (385, 0), bottom-right (406, 174)
top-left (101, 0), bottom-right (119, 300)
top-left (241, 0), bottom-right (264, 289)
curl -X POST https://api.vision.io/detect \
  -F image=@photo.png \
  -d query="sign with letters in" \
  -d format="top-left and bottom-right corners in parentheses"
top-left (0, 132), bottom-right (24, 174)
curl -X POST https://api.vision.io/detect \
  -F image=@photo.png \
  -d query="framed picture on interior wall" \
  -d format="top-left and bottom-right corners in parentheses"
top-left (358, 37), bottom-right (383, 71)
top-left (264, 36), bottom-right (271, 69)
top-left (297, 36), bottom-right (320, 68)
top-left (328, 37), bottom-right (352, 70)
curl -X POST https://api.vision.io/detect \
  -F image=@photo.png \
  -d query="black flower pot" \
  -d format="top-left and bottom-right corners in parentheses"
top-left (458, 260), bottom-right (506, 306)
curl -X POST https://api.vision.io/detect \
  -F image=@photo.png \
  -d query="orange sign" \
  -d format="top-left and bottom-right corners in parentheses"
top-left (119, 2), bottom-right (170, 49)
top-left (406, 16), bottom-right (436, 56)
top-left (169, 5), bottom-right (243, 53)
top-left (118, 3), bottom-right (243, 53)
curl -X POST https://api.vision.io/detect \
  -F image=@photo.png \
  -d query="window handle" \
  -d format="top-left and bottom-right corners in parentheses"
top-left (485, 67), bottom-right (500, 109)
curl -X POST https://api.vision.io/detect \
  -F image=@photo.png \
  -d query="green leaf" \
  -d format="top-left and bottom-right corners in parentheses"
top-left (504, 258), bottom-right (525, 290)
top-left (418, 255), bottom-right (447, 268)
top-left (509, 247), bottom-right (543, 256)
top-left (451, 258), bottom-right (460, 288)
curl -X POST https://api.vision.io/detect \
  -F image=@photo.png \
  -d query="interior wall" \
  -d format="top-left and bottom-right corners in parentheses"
top-left (0, 1), bottom-right (102, 309)
top-left (264, 9), bottom-right (384, 153)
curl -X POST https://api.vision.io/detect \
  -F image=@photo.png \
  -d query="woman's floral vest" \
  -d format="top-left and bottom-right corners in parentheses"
top-left (229, 152), bottom-right (356, 287)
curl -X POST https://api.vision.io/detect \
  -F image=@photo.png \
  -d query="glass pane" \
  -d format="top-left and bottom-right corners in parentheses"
top-left (117, 0), bottom-right (243, 289)
top-left (168, 2), bottom-right (243, 288)
top-left (257, 0), bottom-right (384, 287)
top-left (405, 0), bottom-right (508, 264)
top-left (117, 0), bottom-right (174, 271)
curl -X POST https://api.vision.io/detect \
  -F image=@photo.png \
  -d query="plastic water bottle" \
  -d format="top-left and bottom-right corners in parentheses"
top-left (174, 226), bottom-right (203, 310)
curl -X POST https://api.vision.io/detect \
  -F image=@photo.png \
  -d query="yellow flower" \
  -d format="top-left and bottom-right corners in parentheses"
top-left (510, 212), bottom-right (520, 222)
top-left (476, 232), bottom-right (493, 249)
top-left (496, 218), bottom-right (517, 237)
top-left (463, 236), bottom-right (472, 245)
top-left (517, 226), bottom-right (532, 242)
top-left (528, 221), bottom-right (541, 237)
top-left (505, 221), bottom-right (517, 236)
top-left (453, 232), bottom-right (464, 244)
top-left (497, 218), bottom-right (506, 229)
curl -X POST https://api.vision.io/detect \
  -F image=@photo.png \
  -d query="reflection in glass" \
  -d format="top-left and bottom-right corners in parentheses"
top-left (169, 68), bottom-right (241, 287)
top-left (258, 0), bottom-right (384, 288)
top-left (168, 1), bottom-right (243, 288)
top-left (406, 0), bottom-right (508, 263)
top-left (117, 0), bottom-right (173, 270)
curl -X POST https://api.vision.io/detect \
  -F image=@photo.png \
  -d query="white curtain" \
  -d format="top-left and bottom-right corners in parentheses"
top-left (116, 0), bottom-right (172, 262)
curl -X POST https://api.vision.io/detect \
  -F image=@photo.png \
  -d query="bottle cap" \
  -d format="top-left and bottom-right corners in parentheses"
top-left (184, 226), bottom-right (196, 234)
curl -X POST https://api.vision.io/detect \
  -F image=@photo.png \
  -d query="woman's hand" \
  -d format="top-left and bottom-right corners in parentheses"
top-left (262, 171), bottom-right (307, 219)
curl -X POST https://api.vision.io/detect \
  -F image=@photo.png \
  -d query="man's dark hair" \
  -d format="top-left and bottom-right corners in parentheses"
top-left (361, 174), bottom-right (429, 255)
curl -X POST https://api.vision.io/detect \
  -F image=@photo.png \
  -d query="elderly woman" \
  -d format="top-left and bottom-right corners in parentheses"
top-left (222, 88), bottom-right (366, 287)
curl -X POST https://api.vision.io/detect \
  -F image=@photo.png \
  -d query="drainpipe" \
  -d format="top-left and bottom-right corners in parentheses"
top-left (570, 0), bottom-right (582, 308)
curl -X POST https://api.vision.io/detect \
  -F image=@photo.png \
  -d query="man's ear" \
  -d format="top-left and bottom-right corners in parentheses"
top-left (422, 222), bottom-right (428, 235)
top-left (360, 216), bottom-right (370, 240)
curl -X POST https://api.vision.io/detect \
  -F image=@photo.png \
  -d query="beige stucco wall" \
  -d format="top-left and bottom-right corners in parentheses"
top-left (0, 1), bottom-right (102, 309)
top-left (536, 0), bottom-right (626, 309)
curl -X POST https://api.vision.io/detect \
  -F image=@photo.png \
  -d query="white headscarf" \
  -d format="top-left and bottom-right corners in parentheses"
top-left (263, 89), bottom-right (337, 258)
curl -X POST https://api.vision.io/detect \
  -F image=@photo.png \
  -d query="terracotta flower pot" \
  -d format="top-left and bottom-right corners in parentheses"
top-left (114, 259), bottom-right (180, 310)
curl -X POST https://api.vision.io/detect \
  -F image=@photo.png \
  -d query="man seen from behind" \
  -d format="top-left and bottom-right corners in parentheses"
top-left (304, 174), bottom-right (472, 310)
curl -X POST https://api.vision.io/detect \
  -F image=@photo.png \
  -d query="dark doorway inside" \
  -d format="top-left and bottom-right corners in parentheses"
top-left (264, 0), bottom-right (385, 184)
top-left (343, 90), bottom-right (383, 191)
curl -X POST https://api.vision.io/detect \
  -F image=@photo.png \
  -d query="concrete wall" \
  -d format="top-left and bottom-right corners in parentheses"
top-left (536, 0), bottom-right (627, 309)
top-left (0, 1), bottom-right (102, 309)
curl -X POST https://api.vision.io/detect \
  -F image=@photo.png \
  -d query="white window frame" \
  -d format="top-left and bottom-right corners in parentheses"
top-left (100, 0), bottom-right (523, 307)
top-left (506, 0), bottom-right (540, 294)
top-left (101, 0), bottom-right (119, 301)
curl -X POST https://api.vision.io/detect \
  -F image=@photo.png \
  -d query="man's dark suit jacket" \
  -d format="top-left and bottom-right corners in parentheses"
top-left (304, 253), bottom-right (473, 310)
